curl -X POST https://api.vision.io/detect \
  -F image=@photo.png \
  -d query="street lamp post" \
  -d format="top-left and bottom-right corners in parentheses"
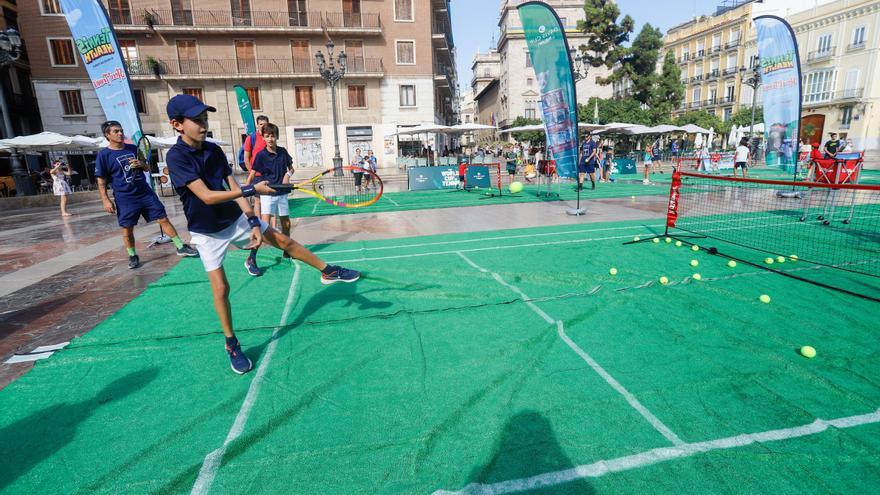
top-left (569, 48), bottom-right (590, 82)
top-left (740, 59), bottom-right (761, 162)
top-left (315, 40), bottom-right (347, 176)
top-left (0, 28), bottom-right (31, 196)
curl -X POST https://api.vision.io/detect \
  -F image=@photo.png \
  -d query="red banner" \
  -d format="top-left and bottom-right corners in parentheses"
top-left (666, 170), bottom-right (682, 228)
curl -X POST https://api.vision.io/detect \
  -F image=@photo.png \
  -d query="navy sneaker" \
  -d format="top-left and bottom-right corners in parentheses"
top-left (176, 244), bottom-right (199, 257)
top-left (225, 340), bottom-right (253, 375)
top-left (244, 257), bottom-right (262, 277)
top-left (128, 255), bottom-right (140, 269)
top-left (321, 265), bottom-right (360, 285)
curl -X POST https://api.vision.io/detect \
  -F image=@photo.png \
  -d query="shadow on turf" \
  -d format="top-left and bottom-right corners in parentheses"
top-left (0, 368), bottom-right (158, 491)
top-left (463, 411), bottom-right (594, 494)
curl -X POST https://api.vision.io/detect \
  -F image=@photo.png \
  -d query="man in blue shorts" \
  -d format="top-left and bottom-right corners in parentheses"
top-left (96, 121), bottom-right (198, 269)
top-left (578, 130), bottom-right (598, 191)
top-left (164, 94), bottom-right (360, 374)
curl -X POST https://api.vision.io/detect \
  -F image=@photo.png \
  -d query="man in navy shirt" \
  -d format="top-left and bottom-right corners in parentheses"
top-left (577, 130), bottom-right (598, 191)
top-left (164, 94), bottom-right (360, 374)
top-left (251, 122), bottom-right (293, 254)
top-left (95, 121), bottom-right (197, 269)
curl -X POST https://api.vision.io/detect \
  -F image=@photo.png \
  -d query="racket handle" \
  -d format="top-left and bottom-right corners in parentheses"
top-left (268, 184), bottom-right (293, 193)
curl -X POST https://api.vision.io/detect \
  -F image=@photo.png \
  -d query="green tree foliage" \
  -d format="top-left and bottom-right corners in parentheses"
top-left (675, 110), bottom-right (730, 135)
top-left (730, 106), bottom-right (763, 128)
top-left (603, 23), bottom-right (664, 103)
top-left (649, 51), bottom-right (684, 115)
top-left (509, 116), bottom-right (545, 145)
top-left (578, 97), bottom-right (653, 126)
top-left (576, 0), bottom-right (634, 70)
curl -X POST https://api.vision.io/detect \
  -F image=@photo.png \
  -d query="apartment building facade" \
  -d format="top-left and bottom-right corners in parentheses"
top-left (743, 0), bottom-right (880, 160)
top-left (21, 0), bottom-right (459, 169)
top-left (663, 0), bottom-right (757, 123)
top-left (491, 0), bottom-right (611, 129)
top-left (0, 1), bottom-right (42, 140)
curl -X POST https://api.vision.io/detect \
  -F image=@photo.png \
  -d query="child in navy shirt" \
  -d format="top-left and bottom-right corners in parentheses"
top-left (95, 120), bottom-right (197, 269)
top-left (251, 123), bottom-right (293, 255)
top-left (164, 95), bottom-right (359, 374)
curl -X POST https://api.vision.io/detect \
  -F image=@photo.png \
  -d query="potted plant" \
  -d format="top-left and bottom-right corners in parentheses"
top-left (142, 9), bottom-right (156, 29)
top-left (146, 56), bottom-right (162, 77)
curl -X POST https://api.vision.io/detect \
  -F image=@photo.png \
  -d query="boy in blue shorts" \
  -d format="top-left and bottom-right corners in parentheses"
top-left (96, 121), bottom-right (198, 269)
top-left (251, 122), bottom-right (293, 257)
top-left (164, 94), bottom-right (360, 374)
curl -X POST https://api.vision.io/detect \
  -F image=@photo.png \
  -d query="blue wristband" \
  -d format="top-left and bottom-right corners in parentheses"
top-left (241, 184), bottom-right (256, 198)
top-left (247, 216), bottom-right (261, 229)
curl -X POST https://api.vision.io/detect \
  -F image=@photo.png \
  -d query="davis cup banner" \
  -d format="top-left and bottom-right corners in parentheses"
top-left (59, 0), bottom-right (147, 156)
top-left (754, 15), bottom-right (802, 171)
top-left (518, 2), bottom-right (579, 180)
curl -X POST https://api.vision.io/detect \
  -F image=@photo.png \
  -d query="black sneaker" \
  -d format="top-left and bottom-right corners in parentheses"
top-left (282, 251), bottom-right (291, 259)
top-left (176, 244), bottom-right (199, 257)
top-left (225, 340), bottom-right (253, 375)
top-left (321, 265), bottom-right (360, 285)
top-left (591, 181), bottom-right (596, 190)
top-left (128, 255), bottom-right (140, 269)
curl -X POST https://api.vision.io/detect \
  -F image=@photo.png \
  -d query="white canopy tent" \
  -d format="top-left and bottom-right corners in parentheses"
top-left (0, 132), bottom-right (104, 152)
top-left (502, 122), bottom-right (606, 134)
top-left (680, 123), bottom-right (712, 134)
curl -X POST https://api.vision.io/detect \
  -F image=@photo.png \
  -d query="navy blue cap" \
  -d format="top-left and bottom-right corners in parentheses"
top-left (166, 94), bottom-right (216, 120)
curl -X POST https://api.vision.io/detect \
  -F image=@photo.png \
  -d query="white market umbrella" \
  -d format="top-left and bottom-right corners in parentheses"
top-left (680, 123), bottom-right (711, 134)
top-left (393, 123), bottom-right (454, 136)
top-left (449, 123), bottom-right (496, 133)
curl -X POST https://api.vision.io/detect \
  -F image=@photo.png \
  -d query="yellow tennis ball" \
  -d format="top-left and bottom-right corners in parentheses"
top-left (692, 273), bottom-right (702, 280)
top-left (652, 238), bottom-right (660, 244)
top-left (609, 268), bottom-right (618, 276)
top-left (776, 256), bottom-right (785, 263)
top-left (631, 195), bottom-right (636, 199)
top-left (727, 260), bottom-right (737, 268)
top-left (691, 245), bottom-right (699, 252)
top-left (759, 294), bottom-right (771, 304)
top-left (509, 181), bottom-right (524, 194)
top-left (675, 241), bottom-right (682, 247)
top-left (633, 236), bottom-right (641, 242)
top-left (659, 276), bottom-right (669, 285)
top-left (690, 259), bottom-right (699, 267)
top-left (765, 257), bottom-right (775, 264)
top-left (665, 237), bottom-right (672, 243)
top-left (800, 345), bottom-right (816, 358)
top-left (790, 254), bottom-right (799, 262)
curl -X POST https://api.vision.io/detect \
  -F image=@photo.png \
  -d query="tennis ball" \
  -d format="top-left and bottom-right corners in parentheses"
top-left (790, 254), bottom-right (799, 262)
top-left (652, 238), bottom-right (660, 244)
top-left (690, 259), bottom-right (699, 267)
top-left (692, 273), bottom-right (702, 280)
top-left (631, 195), bottom-right (636, 199)
top-left (659, 276), bottom-right (669, 285)
top-left (665, 237), bottom-right (672, 243)
top-left (609, 268), bottom-right (618, 276)
top-left (633, 236), bottom-right (641, 242)
top-left (691, 245), bottom-right (699, 252)
top-left (776, 256), bottom-right (786, 263)
top-left (800, 345), bottom-right (817, 358)
top-left (759, 294), bottom-right (771, 304)
top-left (509, 181), bottom-right (524, 194)
top-left (675, 241), bottom-right (683, 247)
top-left (727, 260), bottom-right (737, 268)
top-left (765, 257), bottom-right (775, 264)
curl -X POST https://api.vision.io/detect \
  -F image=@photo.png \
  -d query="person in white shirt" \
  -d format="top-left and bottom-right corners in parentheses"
top-left (734, 137), bottom-right (750, 178)
top-left (842, 138), bottom-right (854, 153)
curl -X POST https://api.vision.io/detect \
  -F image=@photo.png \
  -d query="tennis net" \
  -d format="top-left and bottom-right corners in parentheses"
top-left (665, 171), bottom-right (880, 280)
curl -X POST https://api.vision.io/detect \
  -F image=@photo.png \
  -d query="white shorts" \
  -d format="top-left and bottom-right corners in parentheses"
top-left (189, 214), bottom-right (270, 272)
top-left (259, 194), bottom-right (289, 217)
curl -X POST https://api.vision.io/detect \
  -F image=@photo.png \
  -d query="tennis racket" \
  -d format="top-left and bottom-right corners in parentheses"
top-left (268, 165), bottom-right (383, 208)
top-left (136, 135), bottom-right (151, 163)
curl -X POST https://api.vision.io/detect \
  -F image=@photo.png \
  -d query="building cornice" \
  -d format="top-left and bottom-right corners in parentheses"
top-left (792, 2), bottom-right (880, 33)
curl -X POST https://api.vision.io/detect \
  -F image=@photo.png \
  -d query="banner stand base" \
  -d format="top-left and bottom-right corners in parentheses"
top-left (566, 207), bottom-right (587, 216)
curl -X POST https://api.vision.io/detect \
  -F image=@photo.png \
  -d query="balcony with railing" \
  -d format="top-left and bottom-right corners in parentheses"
top-left (802, 88), bottom-right (863, 106)
top-left (704, 98), bottom-right (718, 107)
top-left (690, 101), bottom-right (703, 109)
top-left (434, 63), bottom-right (456, 89)
top-left (711, 45), bottom-right (722, 54)
top-left (694, 49), bottom-right (705, 59)
top-left (432, 18), bottom-right (454, 50)
top-left (725, 39), bottom-right (741, 50)
top-left (807, 48), bottom-right (835, 63)
top-left (706, 69), bottom-right (720, 81)
top-left (691, 74), bottom-right (703, 83)
top-left (722, 67), bottom-right (738, 77)
top-left (111, 8), bottom-right (380, 32)
top-left (127, 56), bottom-right (384, 79)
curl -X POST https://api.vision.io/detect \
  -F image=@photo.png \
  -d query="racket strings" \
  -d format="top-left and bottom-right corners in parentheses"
top-left (315, 170), bottom-right (381, 207)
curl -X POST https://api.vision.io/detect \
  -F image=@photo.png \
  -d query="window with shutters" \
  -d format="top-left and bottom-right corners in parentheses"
top-left (59, 90), bottom-right (84, 116)
top-left (40, 0), bottom-right (63, 15)
top-left (182, 88), bottom-right (204, 100)
top-left (48, 38), bottom-right (77, 66)
top-left (235, 40), bottom-right (256, 73)
top-left (295, 86), bottom-right (315, 109)
top-left (399, 85), bottom-right (416, 107)
top-left (394, 0), bottom-right (413, 21)
top-left (348, 85), bottom-right (366, 108)
top-left (246, 87), bottom-right (261, 110)
top-left (396, 41), bottom-right (415, 65)
top-left (133, 89), bottom-right (147, 114)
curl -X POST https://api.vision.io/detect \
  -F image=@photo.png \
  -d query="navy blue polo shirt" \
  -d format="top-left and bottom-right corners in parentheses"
top-left (95, 144), bottom-right (154, 202)
top-left (581, 139), bottom-right (598, 164)
top-left (166, 137), bottom-right (241, 234)
top-left (251, 146), bottom-right (292, 195)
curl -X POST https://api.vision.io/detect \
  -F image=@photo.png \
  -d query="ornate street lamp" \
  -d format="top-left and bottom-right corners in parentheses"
top-left (569, 48), bottom-right (590, 82)
top-left (740, 59), bottom-right (762, 160)
top-left (315, 39), bottom-right (347, 176)
top-left (0, 28), bottom-right (32, 195)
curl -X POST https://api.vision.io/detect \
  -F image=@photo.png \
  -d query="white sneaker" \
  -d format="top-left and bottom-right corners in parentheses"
top-left (643, 179), bottom-right (650, 185)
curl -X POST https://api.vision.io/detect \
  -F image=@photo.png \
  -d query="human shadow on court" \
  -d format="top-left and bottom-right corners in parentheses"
top-left (462, 411), bottom-right (594, 494)
top-left (0, 368), bottom-right (158, 491)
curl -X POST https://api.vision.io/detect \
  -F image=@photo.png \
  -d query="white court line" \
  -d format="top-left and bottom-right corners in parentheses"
top-left (311, 200), bottom-right (320, 215)
top-left (190, 262), bottom-right (301, 495)
top-left (455, 252), bottom-right (684, 447)
top-left (386, 196), bottom-right (400, 206)
top-left (432, 408), bottom-right (880, 495)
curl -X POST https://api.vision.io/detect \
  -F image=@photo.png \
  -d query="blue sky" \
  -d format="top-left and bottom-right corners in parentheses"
top-left (452, 0), bottom-right (719, 93)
